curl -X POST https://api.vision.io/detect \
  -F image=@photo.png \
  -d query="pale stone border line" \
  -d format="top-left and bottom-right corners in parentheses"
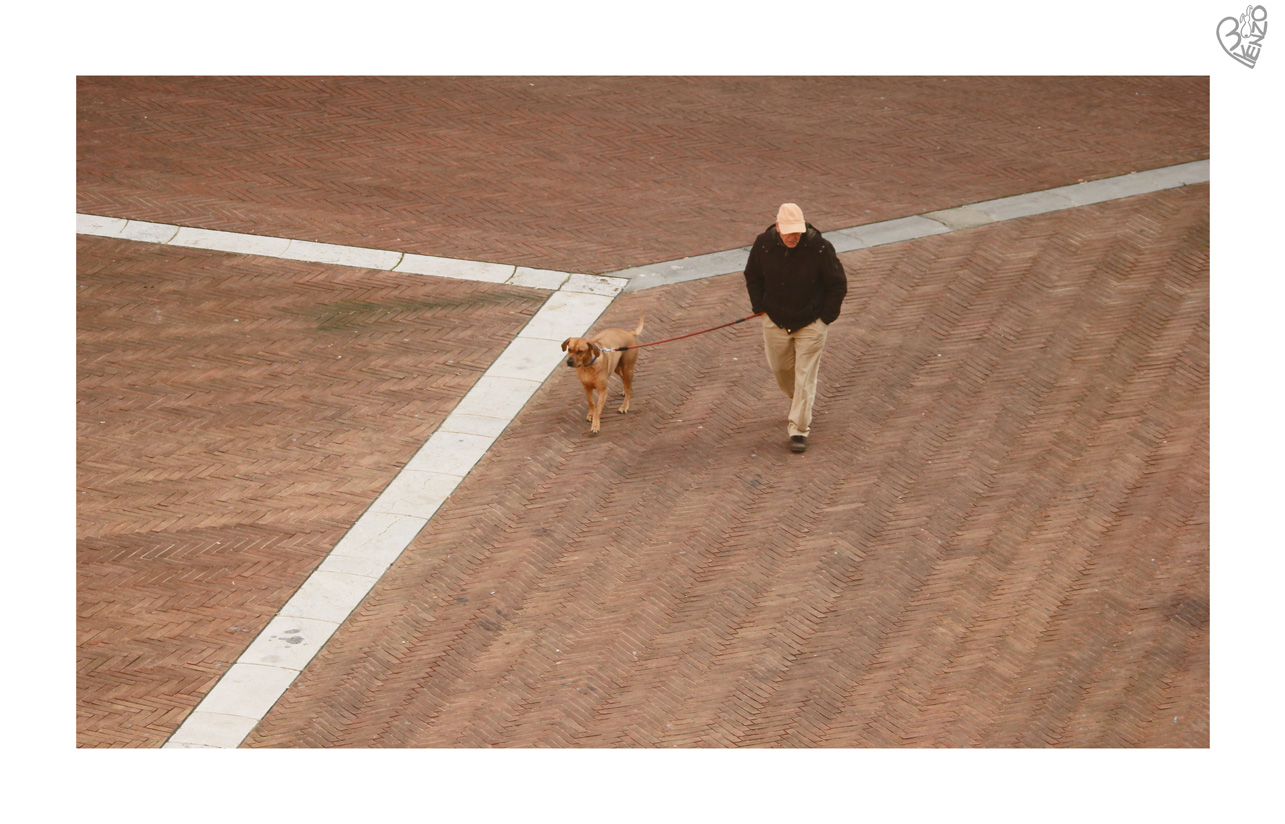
top-left (611, 160), bottom-right (1210, 291)
top-left (75, 215), bottom-right (574, 291)
top-left (76, 160), bottom-right (1208, 295)
top-left (163, 275), bottom-right (626, 747)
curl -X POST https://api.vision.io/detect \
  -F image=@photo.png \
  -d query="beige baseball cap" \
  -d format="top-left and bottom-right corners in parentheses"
top-left (776, 203), bottom-right (806, 234)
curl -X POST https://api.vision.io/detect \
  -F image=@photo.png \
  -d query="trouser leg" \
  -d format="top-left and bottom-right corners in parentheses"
top-left (786, 320), bottom-right (828, 437)
top-left (763, 318), bottom-right (829, 437)
top-left (762, 318), bottom-right (796, 398)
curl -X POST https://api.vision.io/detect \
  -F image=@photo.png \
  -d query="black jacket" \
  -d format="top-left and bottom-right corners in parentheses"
top-left (743, 222), bottom-right (847, 333)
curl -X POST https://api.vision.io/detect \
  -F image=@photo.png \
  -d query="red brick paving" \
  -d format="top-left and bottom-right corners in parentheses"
top-left (76, 77), bottom-right (1209, 748)
top-left (76, 238), bottom-right (545, 747)
top-left (77, 76), bottom-right (1208, 275)
top-left (245, 186), bottom-right (1208, 747)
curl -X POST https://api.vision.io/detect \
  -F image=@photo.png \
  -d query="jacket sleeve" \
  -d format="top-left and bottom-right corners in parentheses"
top-left (818, 241), bottom-right (847, 325)
top-left (743, 242), bottom-right (765, 315)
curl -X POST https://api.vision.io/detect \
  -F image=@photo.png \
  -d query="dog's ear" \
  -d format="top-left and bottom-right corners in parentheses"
top-left (561, 338), bottom-right (570, 352)
top-left (588, 342), bottom-right (601, 357)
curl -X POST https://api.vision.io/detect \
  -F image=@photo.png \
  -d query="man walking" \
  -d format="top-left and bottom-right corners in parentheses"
top-left (743, 203), bottom-right (848, 453)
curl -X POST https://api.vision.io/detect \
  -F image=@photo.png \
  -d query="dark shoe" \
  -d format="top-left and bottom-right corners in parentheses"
top-left (790, 435), bottom-right (807, 453)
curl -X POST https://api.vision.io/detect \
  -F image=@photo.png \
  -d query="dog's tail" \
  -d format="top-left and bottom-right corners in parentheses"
top-left (634, 313), bottom-right (645, 337)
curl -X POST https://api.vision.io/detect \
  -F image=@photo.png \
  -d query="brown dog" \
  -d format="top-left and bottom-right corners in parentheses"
top-left (561, 315), bottom-right (645, 434)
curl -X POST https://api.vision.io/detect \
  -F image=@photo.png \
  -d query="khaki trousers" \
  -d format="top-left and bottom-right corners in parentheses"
top-left (762, 317), bottom-right (829, 438)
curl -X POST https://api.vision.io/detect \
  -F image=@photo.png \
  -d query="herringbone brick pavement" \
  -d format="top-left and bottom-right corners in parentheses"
top-left (77, 77), bottom-right (1208, 275)
top-left (245, 184), bottom-right (1208, 747)
top-left (76, 237), bottom-right (546, 747)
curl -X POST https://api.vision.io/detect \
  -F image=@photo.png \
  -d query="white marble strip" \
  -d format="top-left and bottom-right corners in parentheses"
top-left (165, 276), bottom-right (624, 748)
top-left (75, 215), bottom-right (577, 292)
top-left (612, 159), bottom-right (1210, 291)
top-left (77, 161), bottom-right (1208, 297)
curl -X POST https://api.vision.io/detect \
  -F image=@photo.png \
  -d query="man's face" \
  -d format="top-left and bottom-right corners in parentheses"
top-left (777, 222), bottom-right (802, 248)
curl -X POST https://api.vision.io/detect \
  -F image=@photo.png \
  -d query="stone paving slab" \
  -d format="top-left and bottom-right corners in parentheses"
top-left (395, 253), bottom-right (513, 283)
top-left (405, 431), bottom-right (501, 477)
top-left (611, 248), bottom-right (754, 291)
top-left (328, 512), bottom-right (430, 569)
top-left (519, 292), bottom-right (619, 342)
top-left (1051, 160), bottom-right (1211, 205)
top-left (369, 470), bottom-right (463, 519)
top-left (829, 215), bottom-right (952, 251)
top-left (923, 207), bottom-right (995, 232)
top-left (241, 616), bottom-right (342, 671)
top-left (511, 267), bottom-right (572, 290)
top-left (281, 570), bottom-right (386, 625)
top-left (166, 712), bottom-right (260, 749)
top-left (317, 553), bottom-right (395, 581)
top-left (191, 663), bottom-right (299, 721)
top-left (281, 239), bottom-right (403, 270)
top-left (120, 220), bottom-right (180, 244)
top-left (971, 190), bottom-right (1079, 221)
top-left (171, 226), bottom-right (294, 257)
top-left (440, 412), bottom-right (517, 440)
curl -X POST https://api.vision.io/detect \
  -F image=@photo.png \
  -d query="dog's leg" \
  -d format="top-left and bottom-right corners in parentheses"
top-left (582, 383), bottom-right (597, 424)
top-left (617, 350), bottom-right (637, 414)
top-left (590, 384), bottom-right (608, 433)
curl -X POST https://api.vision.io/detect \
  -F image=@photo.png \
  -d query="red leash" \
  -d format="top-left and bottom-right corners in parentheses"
top-left (602, 312), bottom-right (764, 352)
